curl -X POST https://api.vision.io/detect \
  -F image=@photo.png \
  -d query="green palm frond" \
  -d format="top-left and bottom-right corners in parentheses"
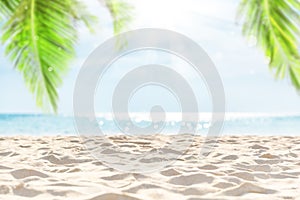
top-left (66, 0), bottom-right (98, 32)
top-left (103, 0), bottom-right (133, 34)
top-left (1, 0), bottom-right (96, 112)
top-left (0, 0), bottom-right (132, 113)
top-left (0, 0), bottom-right (19, 18)
top-left (237, 0), bottom-right (300, 90)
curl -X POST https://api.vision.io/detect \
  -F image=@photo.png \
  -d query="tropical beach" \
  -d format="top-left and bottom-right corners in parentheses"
top-left (1, 0), bottom-right (300, 199)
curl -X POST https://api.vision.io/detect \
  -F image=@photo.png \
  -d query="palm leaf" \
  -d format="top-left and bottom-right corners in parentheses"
top-left (1, 0), bottom-right (96, 112)
top-left (237, 0), bottom-right (300, 90)
top-left (0, 0), bottom-right (19, 18)
top-left (66, 0), bottom-right (98, 33)
top-left (103, 0), bottom-right (133, 34)
top-left (0, 0), bottom-right (132, 113)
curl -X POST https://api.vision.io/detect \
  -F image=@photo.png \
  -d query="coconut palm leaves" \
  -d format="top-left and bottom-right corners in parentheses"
top-left (237, 0), bottom-right (300, 90)
top-left (0, 0), bottom-right (132, 113)
top-left (1, 0), bottom-right (93, 112)
top-left (2, 0), bottom-right (299, 113)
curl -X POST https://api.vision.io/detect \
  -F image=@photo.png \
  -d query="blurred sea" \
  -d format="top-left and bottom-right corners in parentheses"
top-left (0, 113), bottom-right (299, 136)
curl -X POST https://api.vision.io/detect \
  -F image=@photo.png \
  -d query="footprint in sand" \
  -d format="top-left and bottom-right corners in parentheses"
top-left (183, 187), bottom-right (218, 196)
top-left (222, 182), bottom-right (277, 196)
top-left (249, 144), bottom-right (269, 150)
top-left (87, 193), bottom-right (141, 200)
top-left (198, 164), bottom-right (218, 170)
top-left (222, 155), bottom-right (238, 160)
top-left (213, 182), bottom-right (236, 189)
top-left (13, 183), bottom-right (42, 197)
top-left (169, 173), bottom-right (214, 186)
top-left (230, 172), bottom-right (255, 181)
top-left (0, 185), bottom-right (10, 194)
top-left (40, 154), bottom-right (92, 165)
top-left (125, 183), bottom-right (161, 193)
top-left (0, 151), bottom-right (12, 157)
top-left (0, 165), bottom-right (12, 170)
top-left (11, 169), bottom-right (49, 179)
top-left (160, 168), bottom-right (181, 176)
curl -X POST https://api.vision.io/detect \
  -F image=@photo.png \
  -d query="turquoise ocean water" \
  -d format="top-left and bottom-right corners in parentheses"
top-left (0, 113), bottom-right (299, 136)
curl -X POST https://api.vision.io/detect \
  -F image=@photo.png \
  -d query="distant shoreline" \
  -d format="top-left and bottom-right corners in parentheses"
top-left (1, 113), bottom-right (300, 136)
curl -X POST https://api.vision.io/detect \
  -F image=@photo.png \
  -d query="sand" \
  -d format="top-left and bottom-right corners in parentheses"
top-left (0, 135), bottom-right (299, 200)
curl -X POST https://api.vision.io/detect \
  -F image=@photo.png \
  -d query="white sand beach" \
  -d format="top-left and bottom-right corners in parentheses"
top-left (0, 135), bottom-right (299, 200)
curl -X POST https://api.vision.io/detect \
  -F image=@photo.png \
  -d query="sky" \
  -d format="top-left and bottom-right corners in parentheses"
top-left (0, 0), bottom-right (300, 114)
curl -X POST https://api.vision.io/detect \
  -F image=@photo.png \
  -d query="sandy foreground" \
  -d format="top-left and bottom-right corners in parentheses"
top-left (0, 135), bottom-right (299, 200)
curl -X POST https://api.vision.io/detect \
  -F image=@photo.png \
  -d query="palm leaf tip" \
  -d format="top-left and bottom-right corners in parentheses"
top-left (103, 0), bottom-right (133, 34)
top-left (237, 0), bottom-right (300, 91)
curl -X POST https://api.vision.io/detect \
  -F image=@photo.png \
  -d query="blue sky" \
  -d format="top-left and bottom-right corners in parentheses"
top-left (0, 0), bottom-right (300, 114)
